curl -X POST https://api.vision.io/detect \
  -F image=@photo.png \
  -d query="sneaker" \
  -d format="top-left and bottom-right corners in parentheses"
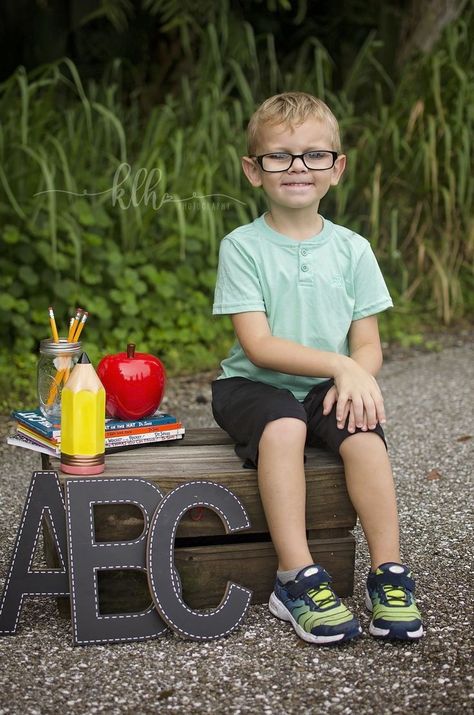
top-left (366, 562), bottom-right (424, 640)
top-left (268, 564), bottom-right (362, 645)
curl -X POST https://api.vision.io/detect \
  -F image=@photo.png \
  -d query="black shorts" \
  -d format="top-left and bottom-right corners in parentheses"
top-left (211, 377), bottom-right (386, 469)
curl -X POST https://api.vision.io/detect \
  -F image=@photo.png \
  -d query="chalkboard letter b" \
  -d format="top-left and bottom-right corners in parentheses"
top-left (65, 478), bottom-right (168, 646)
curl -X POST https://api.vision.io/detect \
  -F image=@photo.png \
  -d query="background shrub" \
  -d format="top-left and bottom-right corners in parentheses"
top-left (0, 4), bottom-right (472, 409)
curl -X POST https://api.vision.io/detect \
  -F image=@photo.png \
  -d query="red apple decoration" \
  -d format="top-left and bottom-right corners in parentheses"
top-left (97, 343), bottom-right (166, 420)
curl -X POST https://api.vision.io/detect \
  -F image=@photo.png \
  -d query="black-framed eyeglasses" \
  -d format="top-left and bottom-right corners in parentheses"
top-left (253, 150), bottom-right (338, 172)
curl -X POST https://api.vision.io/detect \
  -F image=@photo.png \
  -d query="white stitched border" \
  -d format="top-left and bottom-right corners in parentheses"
top-left (27, 506), bottom-right (67, 574)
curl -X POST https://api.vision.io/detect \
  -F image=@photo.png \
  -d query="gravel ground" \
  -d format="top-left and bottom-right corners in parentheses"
top-left (0, 341), bottom-right (473, 715)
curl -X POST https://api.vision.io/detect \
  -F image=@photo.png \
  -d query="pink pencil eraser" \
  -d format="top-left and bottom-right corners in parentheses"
top-left (60, 463), bottom-right (105, 475)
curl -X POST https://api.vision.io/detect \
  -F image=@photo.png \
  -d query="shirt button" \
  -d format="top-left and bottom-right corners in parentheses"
top-left (300, 248), bottom-right (308, 256)
top-left (301, 264), bottom-right (309, 272)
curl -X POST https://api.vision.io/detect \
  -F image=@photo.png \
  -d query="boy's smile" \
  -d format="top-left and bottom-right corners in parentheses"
top-left (242, 118), bottom-right (346, 237)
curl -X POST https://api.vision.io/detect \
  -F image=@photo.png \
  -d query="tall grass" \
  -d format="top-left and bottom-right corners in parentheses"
top-left (0, 8), bottom-right (472, 373)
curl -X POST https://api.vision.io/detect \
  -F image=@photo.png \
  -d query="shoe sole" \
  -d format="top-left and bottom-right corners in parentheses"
top-left (365, 589), bottom-right (424, 640)
top-left (269, 592), bottom-right (362, 645)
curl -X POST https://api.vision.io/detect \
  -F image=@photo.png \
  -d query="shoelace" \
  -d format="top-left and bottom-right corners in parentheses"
top-left (382, 583), bottom-right (409, 606)
top-left (307, 583), bottom-right (338, 610)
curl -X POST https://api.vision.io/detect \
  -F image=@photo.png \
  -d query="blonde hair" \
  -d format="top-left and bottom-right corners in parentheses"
top-left (247, 91), bottom-right (341, 155)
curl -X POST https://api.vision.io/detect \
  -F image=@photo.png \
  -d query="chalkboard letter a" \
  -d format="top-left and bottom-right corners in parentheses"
top-left (0, 471), bottom-right (69, 635)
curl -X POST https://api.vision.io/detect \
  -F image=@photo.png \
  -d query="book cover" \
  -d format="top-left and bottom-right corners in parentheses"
top-left (12, 409), bottom-right (60, 438)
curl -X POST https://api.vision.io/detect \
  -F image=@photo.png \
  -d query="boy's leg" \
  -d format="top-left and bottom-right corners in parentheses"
top-left (339, 432), bottom-right (423, 640)
top-left (304, 381), bottom-right (400, 570)
top-left (212, 377), bottom-right (313, 570)
top-left (339, 432), bottom-right (400, 570)
top-left (257, 417), bottom-right (313, 571)
top-left (212, 378), bottom-right (361, 644)
top-left (304, 380), bottom-right (423, 640)
top-left (259, 418), bottom-right (361, 644)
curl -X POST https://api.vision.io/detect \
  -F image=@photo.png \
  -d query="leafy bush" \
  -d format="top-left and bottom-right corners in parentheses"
top-left (0, 10), bottom-right (472, 412)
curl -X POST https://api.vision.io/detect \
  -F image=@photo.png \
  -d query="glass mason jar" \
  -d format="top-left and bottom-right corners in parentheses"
top-left (37, 338), bottom-right (82, 422)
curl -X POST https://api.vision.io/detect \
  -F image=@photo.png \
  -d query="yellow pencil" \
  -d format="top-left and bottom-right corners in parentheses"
top-left (46, 370), bottom-right (64, 406)
top-left (68, 307), bottom-right (83, 342)
top-left (62, 311), bottom-right (89, 385)
top-left (73, 311), bottom-right (88, 341)
top-left (46, 307), bottom-right (62, 405)
top-left (48, 306), bottom-right (59, 343)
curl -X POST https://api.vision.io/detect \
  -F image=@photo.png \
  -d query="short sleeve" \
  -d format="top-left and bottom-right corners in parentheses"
top-left (352, 244), bottom-right (393, 320)
top-left (213, 238), bottom-right (266, 315)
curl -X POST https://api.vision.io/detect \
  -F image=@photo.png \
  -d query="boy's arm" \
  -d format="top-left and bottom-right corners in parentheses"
top-left (347, 315), bottom-right (383, 376)
top-left (323, 315), bottom-right (385, 431)
top-left (232, 312), bottom-right (344, 377)
top-left (231, 311), bottom-right (385, 428)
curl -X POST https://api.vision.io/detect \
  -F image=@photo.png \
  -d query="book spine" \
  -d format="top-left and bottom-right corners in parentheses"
top-left (17, 425), bottom-right (60, 446)
top-left (7, 435), bottom-right (59, 457)
top-left (105, 422), bottom-right (182, 438)
top-left (105, 414), bottom-right (177, 431)
top-left (105, 428), bottom-right (185, 447)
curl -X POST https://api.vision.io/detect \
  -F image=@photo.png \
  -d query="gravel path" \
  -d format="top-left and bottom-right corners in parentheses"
top-left (0, 343), bottom-right (473, 714)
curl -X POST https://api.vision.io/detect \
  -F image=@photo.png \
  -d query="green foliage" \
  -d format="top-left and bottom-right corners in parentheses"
top-left (0, 7), bottom-right (472, 414)
top-left (0, 350), bottom-right (37, 412)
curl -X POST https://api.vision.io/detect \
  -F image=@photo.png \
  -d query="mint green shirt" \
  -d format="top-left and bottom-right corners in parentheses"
top-left (213, 214), bottom-right (393, 400)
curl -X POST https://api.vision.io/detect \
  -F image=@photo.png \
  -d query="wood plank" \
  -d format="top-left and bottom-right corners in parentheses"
top-left (89, 469), bottom-right (356, 537)
top-left (176, 536), bottom-right (356, 607)
top-left (48, 446), bottom-right (342, 477)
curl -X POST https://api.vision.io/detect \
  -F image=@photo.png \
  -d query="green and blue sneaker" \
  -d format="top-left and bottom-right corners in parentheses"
top-left (366, 562), bottom-right (424, 640)
top-left (269, 565), bottom-right (362, 645)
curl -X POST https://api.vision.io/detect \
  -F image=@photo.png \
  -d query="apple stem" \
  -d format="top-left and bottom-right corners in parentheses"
top-left (127, 343), bottom-right (136, 359)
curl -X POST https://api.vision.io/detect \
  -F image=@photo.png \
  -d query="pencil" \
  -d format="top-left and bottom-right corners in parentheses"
top-left (68, 308), bottom-right (83, 342)
top-left (46, 306), bottom-right (62, 405)
top-left (62, 311), bottom-right (89, 385)
top-left (48, 307), bottom-right (59, 343)
top-left (72, 311), bottom-right (88, 342)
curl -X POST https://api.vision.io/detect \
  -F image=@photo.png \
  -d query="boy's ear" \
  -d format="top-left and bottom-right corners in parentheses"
top-left (241, 156), bottom-right (263, 187)
top-left (330, 153), bottom-right (346, 186)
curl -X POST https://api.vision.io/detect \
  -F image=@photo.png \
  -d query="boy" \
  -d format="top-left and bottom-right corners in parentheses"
top-left (211, 92), bottom-right (423, 645)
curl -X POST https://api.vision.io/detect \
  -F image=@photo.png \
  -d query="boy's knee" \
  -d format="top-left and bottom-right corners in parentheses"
top-left (339, 430), bottom-right (386, 459)
top-left (260, 417), bottom-right (307, 449)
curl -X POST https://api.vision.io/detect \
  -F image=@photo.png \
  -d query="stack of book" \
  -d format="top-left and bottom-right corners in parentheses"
top-left (7, 409), bottom-right (185, 456)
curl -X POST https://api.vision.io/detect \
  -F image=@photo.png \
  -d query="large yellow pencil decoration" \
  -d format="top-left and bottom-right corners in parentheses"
top-left (60, 352), bottom-right (106, 475)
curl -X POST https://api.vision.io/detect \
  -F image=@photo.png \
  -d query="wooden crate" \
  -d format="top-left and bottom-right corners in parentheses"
top-left (42, 427), bottom-right (356, 614)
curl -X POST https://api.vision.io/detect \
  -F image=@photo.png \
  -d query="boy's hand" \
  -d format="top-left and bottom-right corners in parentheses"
top-left (322, 384), bottom-right (371, 433)
top-left (322, 384), bottom-right (339, 416)
top-left (332, 357), bottom-right (386, 431)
